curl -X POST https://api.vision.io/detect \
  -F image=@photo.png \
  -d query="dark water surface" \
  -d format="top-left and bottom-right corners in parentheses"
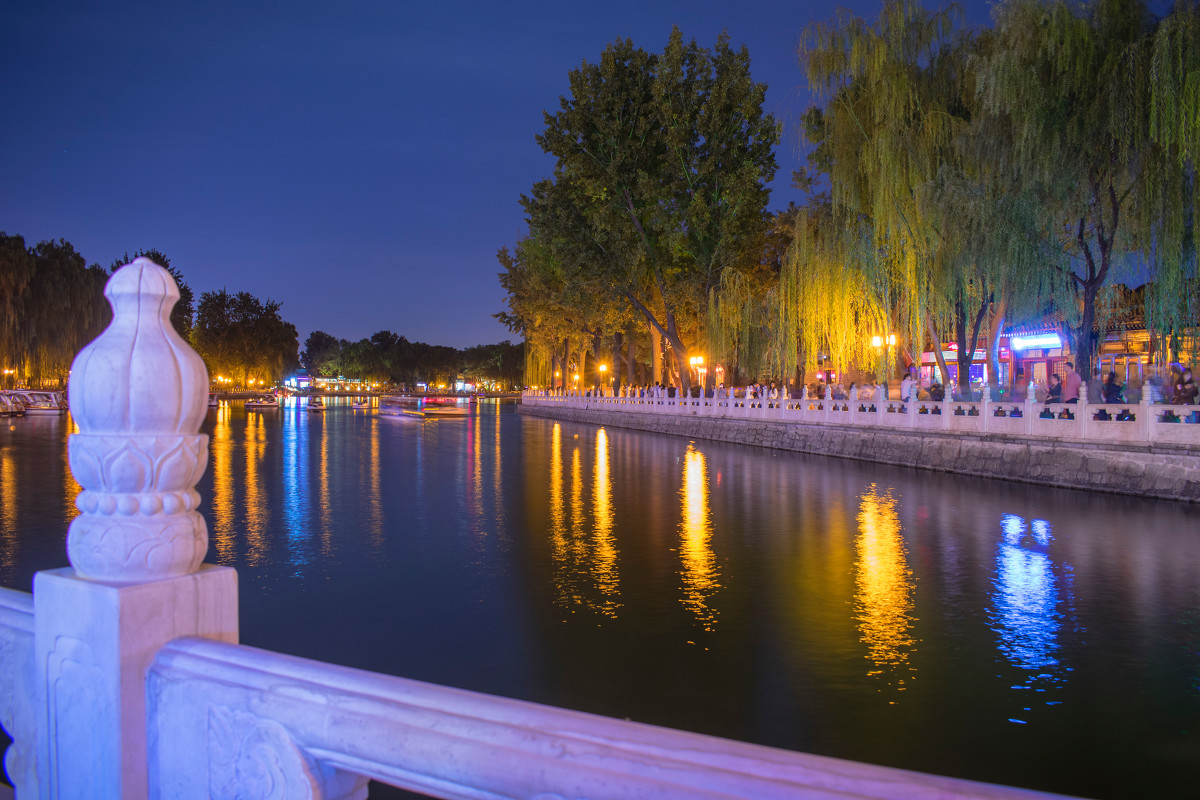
top-left (1, 399), bottom-right (1198, 798)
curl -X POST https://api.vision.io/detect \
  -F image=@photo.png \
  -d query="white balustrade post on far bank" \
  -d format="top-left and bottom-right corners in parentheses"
top-left (33, 258), bottom-right (238, 800)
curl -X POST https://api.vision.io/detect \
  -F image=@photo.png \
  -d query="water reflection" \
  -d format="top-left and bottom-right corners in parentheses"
top-left (282, 405), bottom-right (309, 571)
top-left (62, 416), bottom-right (81, 524)
top-left (989, 514), bottom-right (1065, 695)
top-left (1, 444), bottom-right (16, 575)
top-left (367, 418), bottom-right (382, 548)
top-left (679, 444), bottom-right (719, 631)
top-left (318, 414), bottom-right (332, 556)
top-left (854, 485), bottom-right (916, 690)
top-left (547, 425), bottom-right (621, 618)
top-left (211, 403), bottom-right (235, 562)
top-left (244, 411), bottom-right (268, 565)
top-left (591, 428), bottom-right (619, 617)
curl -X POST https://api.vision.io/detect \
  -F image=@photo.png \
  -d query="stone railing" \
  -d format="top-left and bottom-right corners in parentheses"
top-left (0, 259), bottom-right (1079, 798)
top-left (523, 389), bottom-right (1200, 447)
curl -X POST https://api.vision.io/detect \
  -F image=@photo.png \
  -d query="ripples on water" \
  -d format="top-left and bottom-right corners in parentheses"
top-left (0, 398), bottom-right (1198, 798)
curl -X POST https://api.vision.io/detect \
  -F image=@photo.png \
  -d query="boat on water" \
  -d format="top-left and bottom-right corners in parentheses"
top-left (350, 398), bottom-right (371, 409)
top-left (11, 390), bottom-right (66, 415)
top-left (308, 397), bottom-right (325, 413)
top-left (208, 393), bottom-right (219, 408)
top-left (378, 396), bottom-right (468, 419)
top-left (0, 393), bottom-right (24, 417)
top-left (245, 396), bottom-right (278, 409)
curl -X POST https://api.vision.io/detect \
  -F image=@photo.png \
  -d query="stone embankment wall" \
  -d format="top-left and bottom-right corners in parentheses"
top-left (518, 403), bottom-right (1200, 503)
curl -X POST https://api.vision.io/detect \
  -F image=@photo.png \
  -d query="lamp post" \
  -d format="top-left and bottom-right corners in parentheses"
top-left (599, 364), bottom-right (608, 396)
top-left (689, 356), bottom-right (705, 396)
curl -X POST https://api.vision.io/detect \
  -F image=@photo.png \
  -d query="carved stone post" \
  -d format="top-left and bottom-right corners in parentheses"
top-left (34, 258), bottom-right (239, 799)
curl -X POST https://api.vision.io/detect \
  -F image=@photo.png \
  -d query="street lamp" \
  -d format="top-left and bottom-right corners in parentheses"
top-left (690, 356), bottom-right (706, 394)
top-left (599, 364), bottom-right (607, 396)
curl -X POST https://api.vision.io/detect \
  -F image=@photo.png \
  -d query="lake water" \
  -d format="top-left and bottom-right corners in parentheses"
top-left (1, 398), bottom-right (1198, 798)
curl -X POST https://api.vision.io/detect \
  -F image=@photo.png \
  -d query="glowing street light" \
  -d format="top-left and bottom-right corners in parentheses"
top-left (689, 355), bottom-right (707, 392)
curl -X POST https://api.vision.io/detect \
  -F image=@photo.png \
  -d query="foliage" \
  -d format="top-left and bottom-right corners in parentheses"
top-left (301, 330), bottom-right (523, 390)
top-left (193, 290), bottom-right (299, 388)
top-left (974, 0), bottom-right (1160, 369)
top-left (0, 233), bottom-right (110, 387)
top-left (533, 28), bottom-right (779, 392)
top-left (110, 249), bottom-right (194, 340)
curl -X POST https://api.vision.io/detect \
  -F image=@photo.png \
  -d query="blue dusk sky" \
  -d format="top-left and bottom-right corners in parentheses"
top-left (1, 1), bottom-right (995, 350)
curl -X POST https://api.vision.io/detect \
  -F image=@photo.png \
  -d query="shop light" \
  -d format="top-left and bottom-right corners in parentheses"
top-left (1011, 334), bottom-right (1061, 351)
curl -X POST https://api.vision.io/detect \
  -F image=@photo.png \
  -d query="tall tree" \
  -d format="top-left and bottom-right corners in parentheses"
top-left (28, 240), bottom-right (109, 387)
top-left (0, 233), bottom-right (36, 378)
top-left (194, 290), bottom-right (298, 387)
top-left (976, 0), bottom-right (1156, 371)
top-left (110, 249), bottom-right (194, 340)
top-left (302, 330), bottom-right (342, 376)
top-left (536, 28), bottom-right (779, 393)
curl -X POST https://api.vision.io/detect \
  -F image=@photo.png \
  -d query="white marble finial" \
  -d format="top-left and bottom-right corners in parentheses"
top-left (65, 258), bottom-right (210, 582)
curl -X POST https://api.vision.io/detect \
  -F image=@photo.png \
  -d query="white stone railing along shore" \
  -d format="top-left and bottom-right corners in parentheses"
top-left (523, 386), bottom-right (1200, 447)
top-left (0, 259), bottom-right (1082, 799)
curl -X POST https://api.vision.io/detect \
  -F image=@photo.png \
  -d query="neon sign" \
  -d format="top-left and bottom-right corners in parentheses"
top-left (1011, 334), bottom-right (1062, 351)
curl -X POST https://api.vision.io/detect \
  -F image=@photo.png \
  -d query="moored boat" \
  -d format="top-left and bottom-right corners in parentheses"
top-left (245, 396), bottom-right (279, 409)
top-left (12, 390), bottom-right (66, 415)
top-left (0, 393), bottom-right (24, 417)
top-left (308, 397), bottom-right (325, 413)
top-left (208, 392), bottom-right (219, 408)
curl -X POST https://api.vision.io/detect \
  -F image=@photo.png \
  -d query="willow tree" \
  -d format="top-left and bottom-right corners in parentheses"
top-left (1145, 1), bottom-right (1200, 364)
top-left (976, 0), bottom-right (1158, 372)
top-left (780, 198), bottom-right (890, 382)
top-left (802, 1), bottom-right (990, 390)
top-left (0, 233), bottom-right (35, 378)
top-left (536, 28), bottom-right (778, 394)
top-left (507, 175), bottom-right (642, 391)
top-left (27, 240), bottom-right (110, 387)
top-left (707, 206), bottom-right (796, 386)
top-left (110, 249), bottom-right (194, 340)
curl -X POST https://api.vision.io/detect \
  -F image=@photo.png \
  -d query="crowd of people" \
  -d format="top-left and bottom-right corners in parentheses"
top-left (533, 362), bottom-right (1198, 408)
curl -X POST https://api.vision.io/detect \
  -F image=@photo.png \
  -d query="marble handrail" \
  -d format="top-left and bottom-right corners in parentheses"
top-left (521, 392), bottom-right (1200, 446)
top-left (148, 636), bottom-right (1078, 800)
top-left (0, 587), bottom-right (36, 798)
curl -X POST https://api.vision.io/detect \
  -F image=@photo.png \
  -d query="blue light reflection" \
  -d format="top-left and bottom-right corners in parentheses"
top-left (989, 514), bottom-right (1068, 702)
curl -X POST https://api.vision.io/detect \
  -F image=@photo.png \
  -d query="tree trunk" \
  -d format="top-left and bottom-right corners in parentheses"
top-left (987, 291), bottom-right (1008, 395)
top-left (561, 338), bottom-right (569, 391)
top-left (663, 310), bottom-right (690, 395)
top-left (926, 313), bottom-right (953, 396)
top-left (651, 324), bottom-right (662, 385)
top-left (625, 321), bottom-right (635, 387)
top-left (1075, 283), bottom-right (1098, 377)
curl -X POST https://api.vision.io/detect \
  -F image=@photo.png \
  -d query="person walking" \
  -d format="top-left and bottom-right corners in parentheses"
top-left (1012, 369), bottom-right (1029, 401)
top-left (1088, 368), bottom-right (1105, 404)
top-left (1174, 368), bottom-right (1197, 405)
top-left (1047, 373), bottom-right (1063, 403)
top-left (900, 367), bottom-right (917, 403)
top-left (1102, 371), bottom-right (1123, 404)
top-left (1062, 362), bottom-right (1082, 404)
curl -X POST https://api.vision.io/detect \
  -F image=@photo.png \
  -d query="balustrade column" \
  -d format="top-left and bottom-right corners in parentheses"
top-left (33, 259), bottom-right (240, 800)
top-left (1140, 392), bottom-right (1154, 442)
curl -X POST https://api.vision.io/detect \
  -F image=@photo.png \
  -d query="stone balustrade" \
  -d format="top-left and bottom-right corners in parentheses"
top-left (146, 636), bottom-right (1074, 800)
top-left (522, 389), bottom-right (1200, 447)
top-left (0, 259), bottom-right (1081, 798)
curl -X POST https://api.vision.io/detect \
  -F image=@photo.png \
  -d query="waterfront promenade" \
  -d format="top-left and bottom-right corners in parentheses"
top-left (521, 390), bottom-right (1200, 502)
top-left (2, 260), bottom-right (1097, 799)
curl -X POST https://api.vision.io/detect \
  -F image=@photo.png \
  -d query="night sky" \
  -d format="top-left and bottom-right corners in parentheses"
top-left (2, 1), bottom-right (993, 350)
